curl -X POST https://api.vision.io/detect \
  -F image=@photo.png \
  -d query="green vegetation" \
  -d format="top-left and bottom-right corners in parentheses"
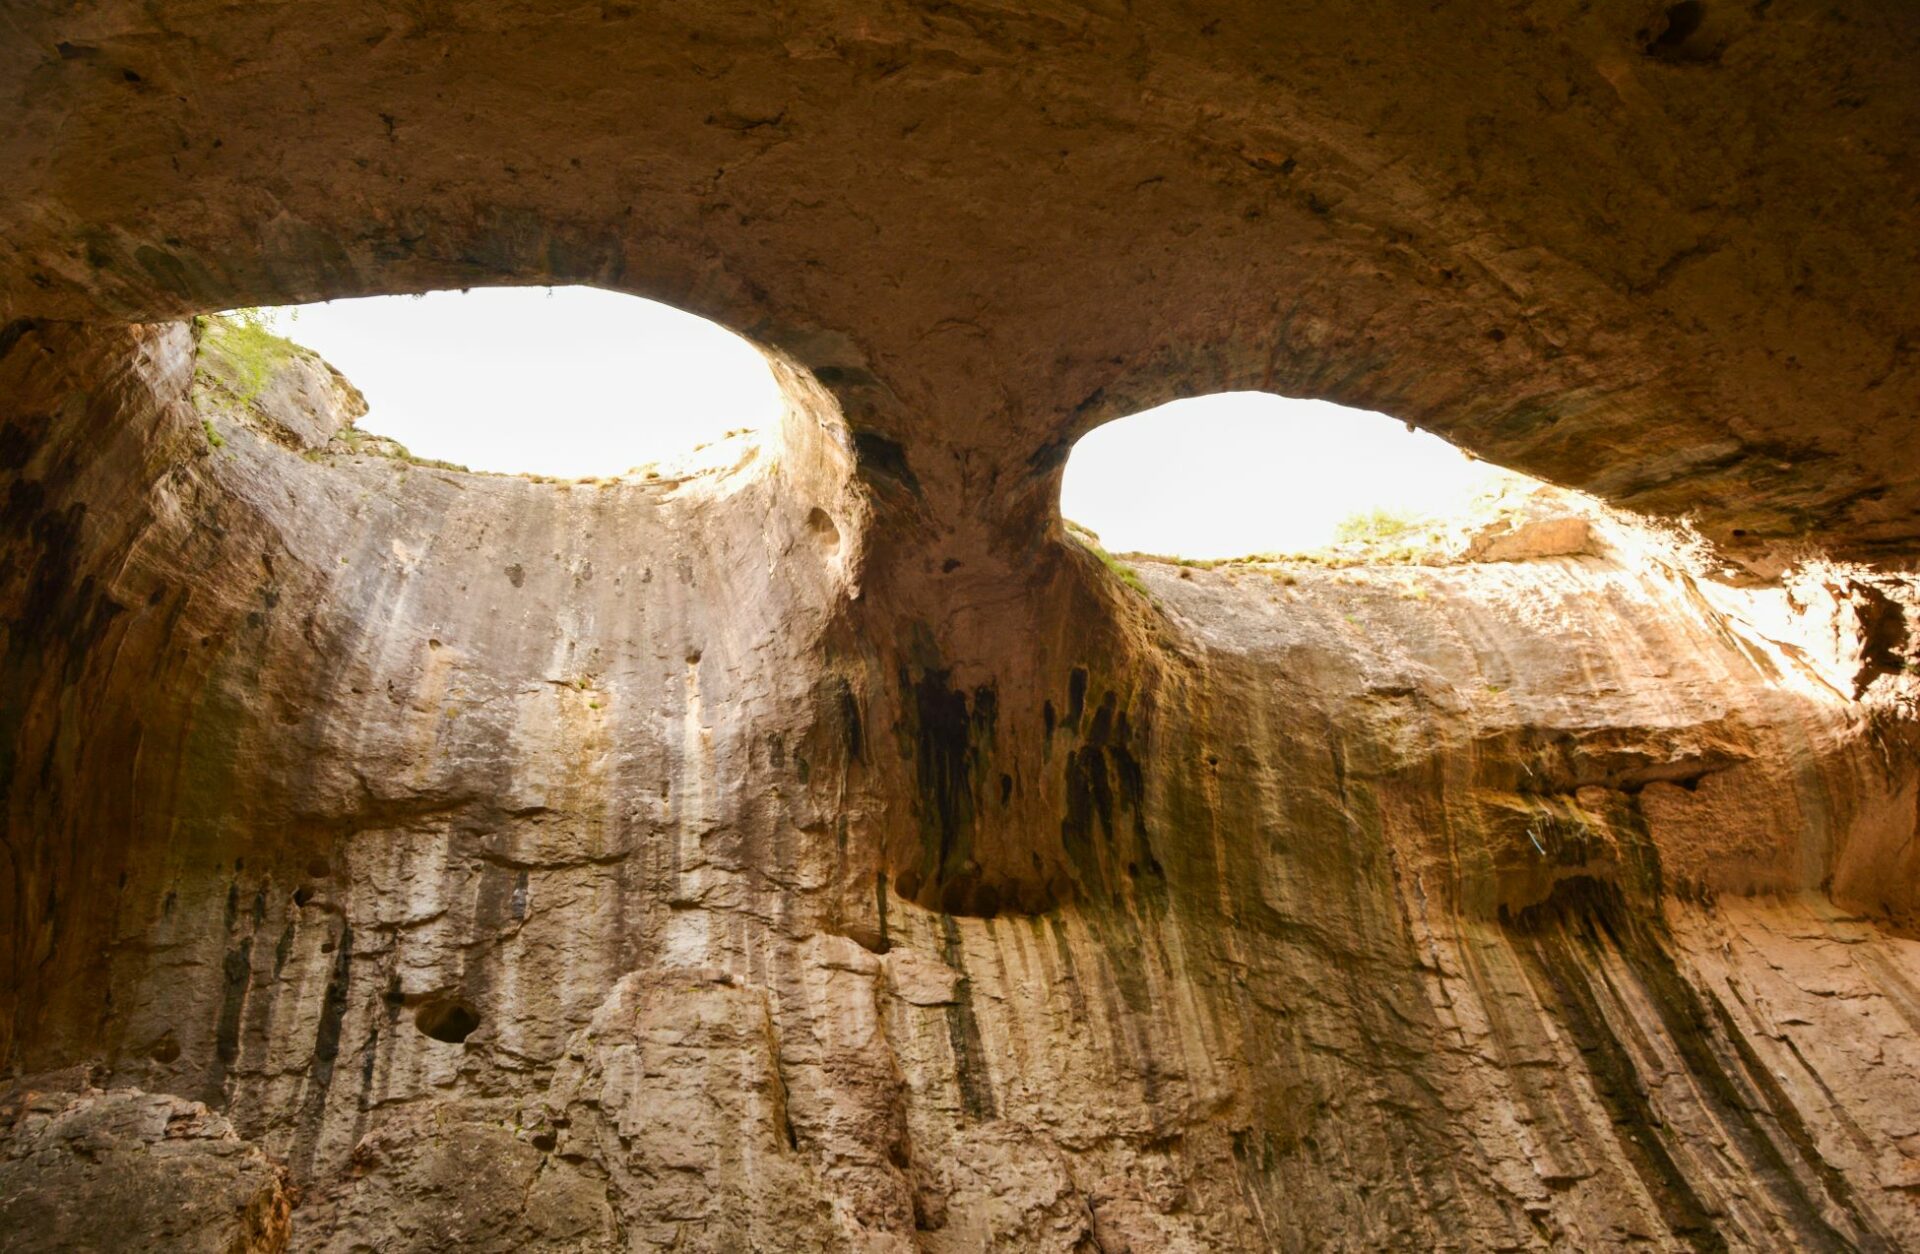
top-left (1065, 519), bottom-right (1153, 602)
top-left (1333, 508), bottom-right (1417, 545)
top-left (196, 308), bottom-right (300, 402)
top-left (192, 310), bottom-right (484, 477)
top-left (406, 455), bottom-right (471, 473)
top-left (1096, 546), bottom-right (1151, 598)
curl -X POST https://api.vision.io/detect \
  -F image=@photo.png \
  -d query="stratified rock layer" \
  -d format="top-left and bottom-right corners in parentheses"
top-left (3, 321), bottom-right (1919, 1249)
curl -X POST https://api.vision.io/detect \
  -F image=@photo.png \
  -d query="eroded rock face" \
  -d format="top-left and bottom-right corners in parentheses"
top-left (2, 6), bottom-right (1919, 1238)
top-left (3, 319), bottom-right (1920, 1249)
top-left (0, 1069), bottom-right (291, 1254)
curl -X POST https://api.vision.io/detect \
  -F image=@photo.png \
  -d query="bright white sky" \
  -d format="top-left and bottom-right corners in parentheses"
top-left (1062, 395), bottom-right (1507, 557)
top-left (249, 286), bottom-right (1504, 558)
top-left (251, 286), bottom-right (784, 478)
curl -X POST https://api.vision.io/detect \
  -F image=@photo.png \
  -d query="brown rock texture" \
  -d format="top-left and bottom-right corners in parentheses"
top-left (0, 1068), bottom-right (292, 1253)
top-left (3, 2), bottom-right (1918, 567)
top-left (2, 4), bottom-right (1920, 1250)
top-left (3, 317), bottom-right (1919, 1249)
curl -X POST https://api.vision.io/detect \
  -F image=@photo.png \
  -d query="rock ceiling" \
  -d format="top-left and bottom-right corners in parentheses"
top-left (2, 0), bottom-right (1916, 566)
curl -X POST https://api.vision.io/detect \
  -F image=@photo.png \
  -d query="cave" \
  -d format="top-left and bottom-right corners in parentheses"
top-left (1, 5), bottom-right (1918, 1251)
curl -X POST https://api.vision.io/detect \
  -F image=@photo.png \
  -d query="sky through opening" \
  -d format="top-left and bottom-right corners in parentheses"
top-left (240, 288), bottom-right (1511, 556)
top-left (240, 286), bottom-right (784, 479)
top-left (1062, 394), bottom-right (1511, 558)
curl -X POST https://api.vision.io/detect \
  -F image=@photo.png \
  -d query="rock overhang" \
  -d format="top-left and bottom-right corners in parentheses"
top-left (1, 2), bottom-right (1915, 566)
top-left (6, 7), bottom-right (1920, 1248)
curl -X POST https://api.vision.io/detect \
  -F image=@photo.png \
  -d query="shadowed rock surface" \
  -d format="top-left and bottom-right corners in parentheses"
top-left (0, 1068), bottom-right (291, 1253)
top-left (3, 4), bottom-right (1920, 1250)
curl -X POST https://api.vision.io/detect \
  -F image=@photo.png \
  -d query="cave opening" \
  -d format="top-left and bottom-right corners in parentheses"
top-left (1060, 392), bottom-right (1534, 561)
top-left (201, 285), bottom-right (785, 480)
top-left (413, 998), bottom-right (481, 1045)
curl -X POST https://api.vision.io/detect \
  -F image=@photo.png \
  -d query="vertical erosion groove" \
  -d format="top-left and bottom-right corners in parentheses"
top-left (1512, 880), bottom-right (1885, 1252)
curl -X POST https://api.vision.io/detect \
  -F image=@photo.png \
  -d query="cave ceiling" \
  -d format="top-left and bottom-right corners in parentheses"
top-left (2, 1), bottom-right (1916, 560)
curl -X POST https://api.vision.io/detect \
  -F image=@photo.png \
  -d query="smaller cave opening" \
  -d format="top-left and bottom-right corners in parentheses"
top-left (1060, 392), bottom-right (1533, 562)
top-left (414, 997), bottom-right (481, 1044)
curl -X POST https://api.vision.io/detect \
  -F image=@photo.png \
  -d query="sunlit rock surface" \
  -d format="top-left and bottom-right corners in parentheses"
top-left (3, 7), bottom-right (1919, 1243)
top-left (3, 321), bottom-right (1919, 1249)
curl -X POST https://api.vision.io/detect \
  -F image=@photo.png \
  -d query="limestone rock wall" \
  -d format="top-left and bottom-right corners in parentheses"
top-left (0, 1069), bottom-right (291, 1254)
top-left (3, 321), bottom-right (1920, 1249)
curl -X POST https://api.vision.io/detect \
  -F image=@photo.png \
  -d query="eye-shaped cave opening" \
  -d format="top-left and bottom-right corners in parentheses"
top-left (1060, 392), bottom-right (1547, 563)
top-left (195, 285), bottom-right (786, 480)
top-left (1052, 389), bottom-right (1916, 712)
